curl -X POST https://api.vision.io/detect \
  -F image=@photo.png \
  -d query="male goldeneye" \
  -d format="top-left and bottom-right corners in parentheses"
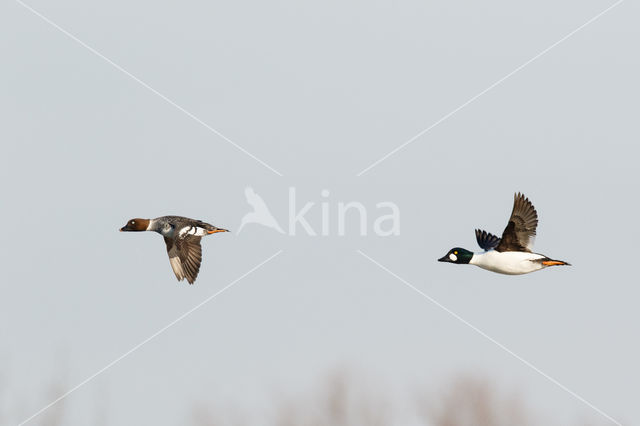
top-left (120, 216), bottom-right (229, 284)
top-left (438, 193), bottom-right (570, 275)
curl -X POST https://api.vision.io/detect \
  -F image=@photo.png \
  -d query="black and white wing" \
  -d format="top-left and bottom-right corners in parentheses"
top-left (164, 236), bottom-right (203, 284)
top-left (495, 192), bottom-right (538, 252)
top-left (475, 229), bottom-right (501, 251)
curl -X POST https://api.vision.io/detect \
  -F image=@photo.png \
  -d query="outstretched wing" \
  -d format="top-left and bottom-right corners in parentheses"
top-left (475, 229), bottom-right (501, 251)
top-left (164, 236), bottom-right (203, 284)
top-left (495, 192), bottom-right (538, 252)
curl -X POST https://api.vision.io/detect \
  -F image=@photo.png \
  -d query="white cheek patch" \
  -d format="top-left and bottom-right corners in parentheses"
top-left (449, 253), bottom-right (458, 262)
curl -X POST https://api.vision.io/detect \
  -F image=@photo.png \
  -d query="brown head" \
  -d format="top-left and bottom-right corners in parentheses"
top-left (120, 218), bottom-right (150, 232)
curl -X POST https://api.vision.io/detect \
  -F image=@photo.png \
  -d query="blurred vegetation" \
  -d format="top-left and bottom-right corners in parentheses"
top-left (192, 370), bottom-right (607, 426)
top-left (9, 370), bottom-right (610, 425)
top-left (419, 376), bottom-right (531, 426)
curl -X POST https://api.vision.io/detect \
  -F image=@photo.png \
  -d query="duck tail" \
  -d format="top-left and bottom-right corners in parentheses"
top-left (541, 258), bottom-right (571, 267)
top-left (207, 228), bottom-right (230, 234)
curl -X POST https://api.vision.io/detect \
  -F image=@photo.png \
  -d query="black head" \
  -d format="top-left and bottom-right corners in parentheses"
top-left (438, 247), bottom-right (473, 264)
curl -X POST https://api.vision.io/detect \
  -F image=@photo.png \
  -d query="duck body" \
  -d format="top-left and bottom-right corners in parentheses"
top-left (469, 250), bottom-right (547, 275)
top-left (146, 216), bottom-right (223, 238)
top-left (120, 215), bottom-right (229, 284)
top-left (438, 193), bottom-right (570, 275)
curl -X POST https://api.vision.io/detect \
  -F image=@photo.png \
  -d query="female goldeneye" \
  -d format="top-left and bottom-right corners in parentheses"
top-left (438, 193), bottom-right (570, 275)
top-left (120, 216), bottom-right (229, 284)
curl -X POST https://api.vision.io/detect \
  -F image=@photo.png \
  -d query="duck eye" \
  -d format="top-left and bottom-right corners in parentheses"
top-left (453, 250), bottom-right (458, 255)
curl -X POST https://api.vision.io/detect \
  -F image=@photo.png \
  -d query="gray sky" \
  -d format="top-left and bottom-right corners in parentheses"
top-left (1, 0), bottom-right (639, 424)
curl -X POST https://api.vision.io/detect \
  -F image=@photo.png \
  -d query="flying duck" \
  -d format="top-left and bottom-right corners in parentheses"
top-left (120, 216), bottom-right (229, 284)
top-left (438, 193), bottom-right (570, 275)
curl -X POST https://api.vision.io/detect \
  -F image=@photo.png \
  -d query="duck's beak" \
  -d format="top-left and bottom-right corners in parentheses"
top-left (438, 255), bottom-right (452, 263)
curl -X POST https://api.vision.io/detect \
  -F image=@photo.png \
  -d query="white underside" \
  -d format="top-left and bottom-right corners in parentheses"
top-left (470, 250), bottom-right (545, 275)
